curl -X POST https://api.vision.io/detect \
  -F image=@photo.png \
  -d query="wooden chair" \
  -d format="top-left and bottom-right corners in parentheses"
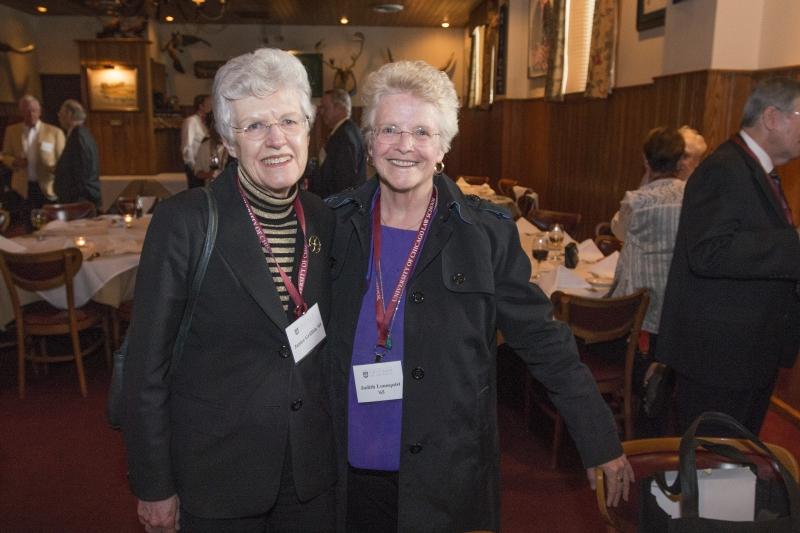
top-left (457, 175), bottom-right (490, 185)
top-left (497, 178), bottom-right (518, 197)
top-left (42, 201), bottom-right (96, 222)
top-left (526, 209), bottom-right (582, 236)
top-left (526, 289), bottom-right (649, 467)
top-left (517, 193), bottom-right (539, 218)
top-left (596, 437), bottom-right (800, 532)
top-left (0, 248), bottom-right (111, 398)
top-left (595, 221), bottom-right (614, 238)
top-left (596, 234), bottom-right (624, 256)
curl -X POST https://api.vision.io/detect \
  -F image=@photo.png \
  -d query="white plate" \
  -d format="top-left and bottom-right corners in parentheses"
top-left (587, 276), bottom-right (614, 287)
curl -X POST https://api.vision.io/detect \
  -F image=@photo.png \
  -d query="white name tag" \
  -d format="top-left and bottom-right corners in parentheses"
top-left (353, 360), bottom-right (403, 403)
top-left (40, 141), bottom-right (54, 153)
top-left (285, 303), bottom-right (325, 364)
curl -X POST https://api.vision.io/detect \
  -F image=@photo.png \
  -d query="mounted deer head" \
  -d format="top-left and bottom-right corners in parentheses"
top-left (384, 48), bottom-right (456, 79)
top-left (318, 32), bottom-right (365, 96)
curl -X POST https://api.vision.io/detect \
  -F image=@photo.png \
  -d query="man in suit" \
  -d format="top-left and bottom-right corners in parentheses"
top-left (54, 99), bottom-right (101, 208)
top-left (1, 95), bottom-right (65, 211)
top-left (658, 77), bottom-right (800, 435)
top-left (309, 88), bottom-right (366, 198)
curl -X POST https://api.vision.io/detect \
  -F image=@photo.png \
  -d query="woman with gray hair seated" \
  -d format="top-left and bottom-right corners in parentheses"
top-left (325, 60), bottom-right (633, 532)
top-left (123, 48), bottom-right (336, 532)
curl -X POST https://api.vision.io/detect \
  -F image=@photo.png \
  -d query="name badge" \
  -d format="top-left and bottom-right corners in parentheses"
top-left (285, 303), bottom-right (325, 364)
top-left (353, 360), bottom-right (403, 403)
top-left (40, 141), bottom-right (54, 153)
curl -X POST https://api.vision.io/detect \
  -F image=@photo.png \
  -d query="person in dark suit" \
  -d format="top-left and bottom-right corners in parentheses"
top-left (123, 48), bottom-right (337, 533)
top-left (54, 99), bottom-right (101, 207)
top-left (325, 60), bottom-right (632, 533)
top-left (309, 88), bottom-right (366, 198)
top-left (658, 77), bottom-right (800, 436)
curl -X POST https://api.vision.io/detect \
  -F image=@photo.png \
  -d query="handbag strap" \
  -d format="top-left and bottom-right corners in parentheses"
top-left (678, 411), bottom-right (800, 526)
top-left (168, 186), bottom-right (218, 377)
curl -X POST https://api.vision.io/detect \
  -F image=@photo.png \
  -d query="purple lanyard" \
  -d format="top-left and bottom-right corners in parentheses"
top-left (237, 180), bottom-right (310, 317)
top-left (371, 187), bottom-right (437, 357)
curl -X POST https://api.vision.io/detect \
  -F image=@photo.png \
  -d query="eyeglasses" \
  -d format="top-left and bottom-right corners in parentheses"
top-left (230, 115), bottom-right (308, 140)
top-left (373, 125), bottom-right (441, 147)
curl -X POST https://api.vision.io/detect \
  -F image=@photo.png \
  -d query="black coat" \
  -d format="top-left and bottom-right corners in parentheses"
top-left (658, 137), bottom-right (800, 389)
top-left (310, 118), bottom-right (366, 199)
top-left (123, 166), bottom-right (337, 518)
top-left (326, 175), bottom-right (621, 532)
top-left (54, 125), bottom-right (101, 207)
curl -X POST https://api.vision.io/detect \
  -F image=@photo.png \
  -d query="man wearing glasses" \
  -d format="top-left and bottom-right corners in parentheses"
top-left (658, 77), bottom-right (800, 436)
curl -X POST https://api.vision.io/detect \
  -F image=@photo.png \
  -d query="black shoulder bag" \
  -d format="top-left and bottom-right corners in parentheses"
top-left (106, 187), bottom-right (219, 430)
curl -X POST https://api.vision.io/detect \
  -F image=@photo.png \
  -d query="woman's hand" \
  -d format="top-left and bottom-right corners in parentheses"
top-left (137, 494), bottom-right (180, 532)
top-left (586, 454), bottom-right (635, 507)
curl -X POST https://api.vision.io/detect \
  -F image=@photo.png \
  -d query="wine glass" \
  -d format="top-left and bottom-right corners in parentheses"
top-left (548, 223), bottom-right (565, 260)
top-left (30, 208), bottom-right (48, 240)
top-left (531, 235), bottom-right (549, 280)
top-left (116, 196), bottom-right (136, 217)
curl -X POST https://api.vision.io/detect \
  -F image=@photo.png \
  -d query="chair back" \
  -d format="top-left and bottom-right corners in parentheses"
top-left (42, 201), bottom-right (96, 221)
top-left (0, 208), bottom-right (9, 233)
top-left (595, 221), bottom-right (613, 237)
top-left (527, 209), bottom-right (582, 236)
top-left (595, 234), bottom-right (624, 256)
top-left (497, 178), bottom-right (518, 197)
top-left (517, 194), bottom-right (538, 218)
top-left (0, 248), bottom-right (84, 321)
top-left (596, 437), bottom-right (800, 532)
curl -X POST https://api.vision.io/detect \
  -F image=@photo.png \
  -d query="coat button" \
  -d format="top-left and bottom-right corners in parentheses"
top-left (452, 273), bottom-right (465, 284)
top-left (278, 345), bottom-right (291, 359)
top-left (411, 367), bottom-right (425, 380)
top-left (291, 399), bottom-right (303, 411)
top-left (410, 291), bottom-right (425, 304)
top-left (409, 443), bottom-right (423, 454)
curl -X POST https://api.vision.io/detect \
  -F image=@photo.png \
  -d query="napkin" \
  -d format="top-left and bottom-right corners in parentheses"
top-left (0, 235), bottom-right (27, 253)
top-left (512, 185), bottom-right (531, 200)
top-left (590, 251), bottom-right (619, 278)
top-left (516, 217), bottom-right (540, 235)
top-left (537, 265), bottom-right (592, 296)
top-left (101, 239), bottom-right (143, 256)
top-left (43, 219), bottom-right (71, 231)
top-left (577, 239), bottom-right (604, 262)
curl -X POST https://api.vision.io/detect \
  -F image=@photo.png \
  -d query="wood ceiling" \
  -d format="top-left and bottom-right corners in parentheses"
top-left (1, 0), bottom-right (479, 28)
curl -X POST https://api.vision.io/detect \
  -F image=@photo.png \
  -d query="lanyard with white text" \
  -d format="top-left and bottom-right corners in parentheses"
top-left (371, 186), bottom-right (437, 361)
top-left (237, 181), bottom-right (310, 317)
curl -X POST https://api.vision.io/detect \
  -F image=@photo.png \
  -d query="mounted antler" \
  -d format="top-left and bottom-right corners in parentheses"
top-left (384, 48), bottom-right (456, 78)
top-left (322, 32), bottom-right (365, 96)
top-left (0, 42), bottom-right (34, 54)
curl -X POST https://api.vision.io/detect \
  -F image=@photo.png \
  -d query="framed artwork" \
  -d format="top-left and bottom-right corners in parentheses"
top-left (86, 64), bottom-right (138, 111)
top-left (637, 0), bottom-right (667, 31)
top-left (293, 53), bottom-right (323, 98)
top-left (528, 0), bottom-right (554, 78)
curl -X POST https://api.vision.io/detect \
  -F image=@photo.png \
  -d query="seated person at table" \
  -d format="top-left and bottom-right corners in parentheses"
top-left (54, 99), bottom-right (101, 208)
top-left (180, 94), bottom-right (212, 189)
top-left (609, 126), bottom-right (706, 428)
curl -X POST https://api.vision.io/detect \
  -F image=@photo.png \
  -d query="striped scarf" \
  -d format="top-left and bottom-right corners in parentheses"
top-left (238, 167), bottom-right (298, 312)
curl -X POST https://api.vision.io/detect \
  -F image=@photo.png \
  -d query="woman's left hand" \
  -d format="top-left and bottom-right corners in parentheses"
top-left (586, 454), bottom-right (635, 507)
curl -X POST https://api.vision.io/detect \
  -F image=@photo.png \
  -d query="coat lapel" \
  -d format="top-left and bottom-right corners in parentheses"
top-left (731, 136), bottom-right (792, 227)
top-left (214, 172), bottom-right (290, 331)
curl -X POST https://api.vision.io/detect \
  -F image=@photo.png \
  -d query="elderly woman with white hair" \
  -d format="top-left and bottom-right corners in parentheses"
top-left (325, 60), bottom-right (632, 532)
top-left (123, 48), bottom-right (336, 532)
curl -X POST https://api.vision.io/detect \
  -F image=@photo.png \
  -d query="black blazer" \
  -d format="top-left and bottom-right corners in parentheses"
top-left (658, 137), bottom-right (800, 389)
top-left (310, 118), bottom-right (366, 199)
top-left (123, 166), bottom-right (337, 517)
top-left (54, 125), bottom-right (101, 207)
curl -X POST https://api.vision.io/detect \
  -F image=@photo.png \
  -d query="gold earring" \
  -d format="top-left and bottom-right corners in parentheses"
top-left (434, 161), bottom-right (445, 175)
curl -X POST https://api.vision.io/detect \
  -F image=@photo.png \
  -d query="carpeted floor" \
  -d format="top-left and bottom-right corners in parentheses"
top-left (1, 344), bottom-right (798, 532)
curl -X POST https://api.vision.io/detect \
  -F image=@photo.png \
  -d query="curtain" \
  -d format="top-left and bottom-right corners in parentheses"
top-left (585, 0), bottom-right (618, 98)
top-left (545, 0), bottom-right (567, 102)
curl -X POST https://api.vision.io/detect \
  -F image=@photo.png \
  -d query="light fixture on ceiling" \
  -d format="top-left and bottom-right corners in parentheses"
top-left (165, 14), bottom-right (175, 22)
top-left (340, 16), bottom-right (349, 24)
top-left (441, 18), bottom-right (450, 28)
top-left (372, 3), bottom-right (404, 14)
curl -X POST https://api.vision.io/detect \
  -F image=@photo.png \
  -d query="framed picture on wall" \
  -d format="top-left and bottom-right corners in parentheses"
top-left (637, 0), bottom-right (667, 31)
top-left (293, 53), bottom-right (323, 98)
top-left (528, 0), bottom-right (554, 78)
top-left (86, 64), bottom-right (138, 111)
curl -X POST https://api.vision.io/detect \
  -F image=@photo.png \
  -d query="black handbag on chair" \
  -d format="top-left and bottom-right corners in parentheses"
top-left (638, 411), bottom-right (800, 532)
top-left (106, 187), bottom-right (218, 430)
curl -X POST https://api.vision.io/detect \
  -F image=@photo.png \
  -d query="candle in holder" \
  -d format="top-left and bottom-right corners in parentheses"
top-left (123, 214), bottom-right (134, 228)
top-left (74, 235), bottom-right (87, 247)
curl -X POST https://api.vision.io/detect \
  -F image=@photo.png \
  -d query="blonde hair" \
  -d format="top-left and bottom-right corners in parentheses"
top-left (360, 60), bottom-right (459, 153)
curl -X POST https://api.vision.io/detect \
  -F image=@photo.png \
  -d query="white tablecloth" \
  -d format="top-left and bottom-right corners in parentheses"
top-left (100, 173), bottom-right (186, 212)
top-left (0, 216), bottom-right (147, 329)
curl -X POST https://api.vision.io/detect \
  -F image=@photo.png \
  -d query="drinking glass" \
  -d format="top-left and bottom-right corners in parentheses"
top-left (30, 208), bottom-right (48, 240)
top-left (531, 235), bottom-right (549, 280)
top-left (116, 197), bottom-right (136, 217)
top-left (548, 223), bottom-right (565, 260)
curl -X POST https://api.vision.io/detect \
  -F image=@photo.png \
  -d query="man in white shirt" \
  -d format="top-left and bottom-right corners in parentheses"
top-left (180, 94), bottom-right (211, 188)
top-left (1, 95), bottom-right (65, 212)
